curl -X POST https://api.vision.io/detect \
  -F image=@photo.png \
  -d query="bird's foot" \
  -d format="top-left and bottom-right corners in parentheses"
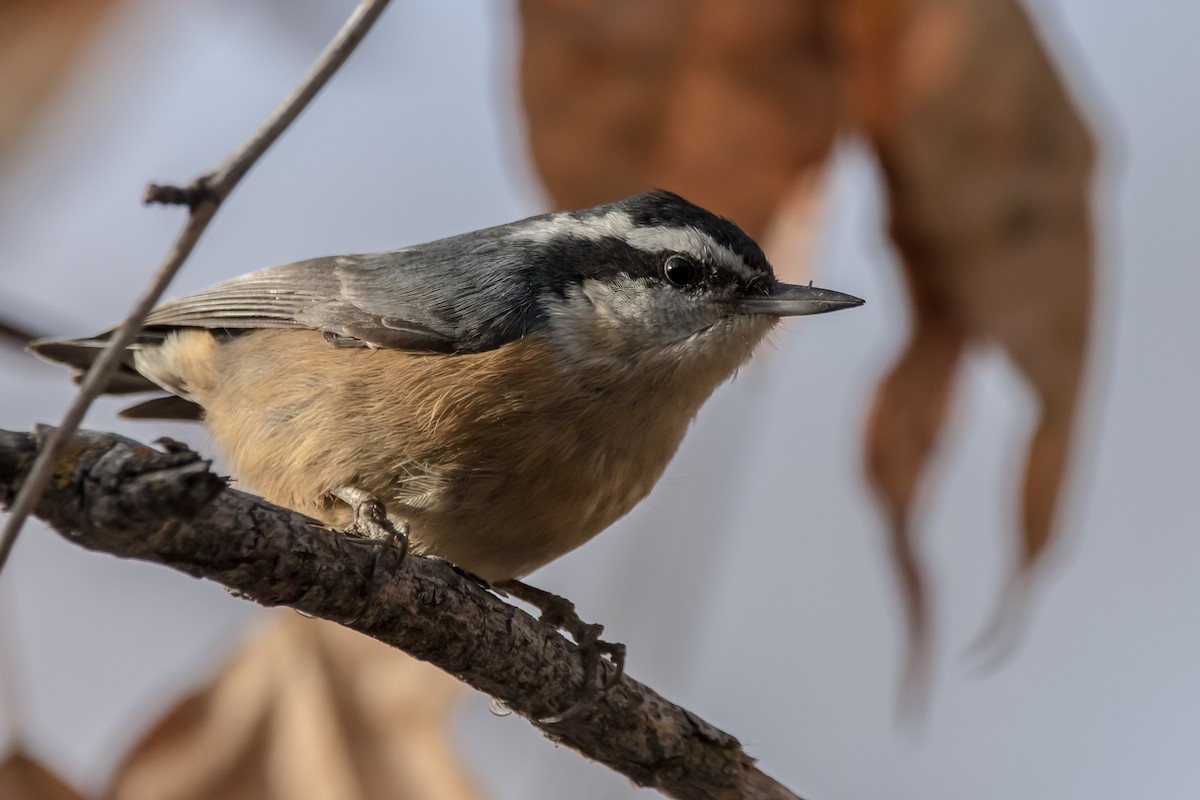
top-left (496, 579), bottom-right (626, 723)
top-left (333, 486), bottom-right (409, 578)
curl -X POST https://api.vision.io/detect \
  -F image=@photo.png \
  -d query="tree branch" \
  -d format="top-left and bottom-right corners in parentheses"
top-left (0, 315), bottom-right (41, 349)
top-left (0, 0), bottom-right (392, 575)
top-left (0, 426), bottom-right (802, 800)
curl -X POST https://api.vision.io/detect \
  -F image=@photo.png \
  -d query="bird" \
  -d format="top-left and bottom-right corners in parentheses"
top-left (32, 189), bottom-right (862, 715)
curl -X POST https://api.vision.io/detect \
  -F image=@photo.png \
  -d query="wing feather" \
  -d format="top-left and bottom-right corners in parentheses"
top-left (141, 239), bottom-right (546, 353)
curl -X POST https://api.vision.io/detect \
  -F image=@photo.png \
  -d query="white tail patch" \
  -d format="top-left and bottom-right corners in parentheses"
top-left (131, 329), bottom-right (217, 403)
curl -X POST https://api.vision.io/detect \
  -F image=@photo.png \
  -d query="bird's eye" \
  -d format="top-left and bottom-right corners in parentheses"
top-left (663, 255), bottom-right (703, 287)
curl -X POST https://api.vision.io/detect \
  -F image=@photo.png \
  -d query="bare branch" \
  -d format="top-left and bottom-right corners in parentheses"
top-left (0, 316), bottom-right (40, 349)
top-left (0, 426), bottom-right (802, 800)
top-left (0, 0), bottom-right (393, 574)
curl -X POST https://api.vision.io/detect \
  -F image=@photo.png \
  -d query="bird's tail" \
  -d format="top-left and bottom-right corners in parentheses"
top-left (28, 333), bottom-right (203, 420)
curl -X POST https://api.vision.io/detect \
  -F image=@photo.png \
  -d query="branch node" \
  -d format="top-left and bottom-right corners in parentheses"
top-left (143, 177), bottom-right (214, 210)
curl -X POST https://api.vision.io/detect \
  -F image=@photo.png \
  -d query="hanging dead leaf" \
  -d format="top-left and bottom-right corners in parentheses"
top-left (0, 749), bottom-right (86, 800)
top-left (0, 0), bottom-right (125, 167)
top-left (0, 0), bottom-right (124, 349)
top-left (518, 0), bottom-right (1094, 707)
top-left (518, 0), bottom-right (840, 281)
top-left (838, 0), bottom-right (1093, 693)
top-left (106, 615), bottom-right (480, 800)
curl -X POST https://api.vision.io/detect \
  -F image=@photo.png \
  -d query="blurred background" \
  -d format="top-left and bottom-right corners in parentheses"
top-left (0, 0), bottom-right (1197, 798)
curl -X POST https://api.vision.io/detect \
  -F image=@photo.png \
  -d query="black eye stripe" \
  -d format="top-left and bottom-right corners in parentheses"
top-left (536, 234), bottom-right (766, 298)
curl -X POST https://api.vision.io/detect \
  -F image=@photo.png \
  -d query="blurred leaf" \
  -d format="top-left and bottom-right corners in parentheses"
top-left (519, 0), bottom-right (1094, 702)
top-left (0, 0), bottom-right (124, 167)
top-left (841, 0), bottom-right (1093, 691)
top-left (519, 0), bottom-right (840, 281)
top-left (106, 615), bottom-right (480, 800)
top-left (0, 0), bottom-right (124, 339)
top-left (0, 749), bottom-right (86, 800)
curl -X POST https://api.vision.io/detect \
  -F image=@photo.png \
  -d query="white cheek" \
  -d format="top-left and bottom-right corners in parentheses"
top-left (581, 278), bottom-right (658, 327)
top-left (543, 278), bottom-right (776, 387)
top-left (543, 279), bottom-right (685, 374)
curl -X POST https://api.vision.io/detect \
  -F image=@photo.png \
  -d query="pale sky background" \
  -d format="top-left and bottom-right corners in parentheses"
top-left (1, 1), bottom-right (1197, 798)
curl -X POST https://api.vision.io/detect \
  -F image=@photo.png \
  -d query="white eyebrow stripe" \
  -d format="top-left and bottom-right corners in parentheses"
top-left (512, 210), bottom-right (754, 280)
top-left (622, 224), bottom-right (752, 281)
top-left (511, 210), bottom-right (636, 245)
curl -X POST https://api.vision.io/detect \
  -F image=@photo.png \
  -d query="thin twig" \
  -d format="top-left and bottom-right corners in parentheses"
top-left (0, 315), bottom-right (40, 348)
top-left (0, 426), bottom-right (804, 800)
top-left (0, 0), bottom-right (393, 576)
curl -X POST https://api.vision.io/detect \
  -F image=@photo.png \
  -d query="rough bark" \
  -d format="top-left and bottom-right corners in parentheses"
top-left (0, 426), bottom-right (802, 800)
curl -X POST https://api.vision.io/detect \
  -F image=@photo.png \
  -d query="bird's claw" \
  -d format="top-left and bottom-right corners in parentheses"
top-left (496, 579), bottom-right (626, 723)
top-left (334, 487), bottom-right (409, 578)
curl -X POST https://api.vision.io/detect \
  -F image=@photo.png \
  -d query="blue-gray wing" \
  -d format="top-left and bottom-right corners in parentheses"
top-left (143, 235), bottom-right (544, 353)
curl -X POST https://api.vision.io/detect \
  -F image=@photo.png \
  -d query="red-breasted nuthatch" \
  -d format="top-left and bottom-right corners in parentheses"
top-left (33, 191), bottom-right (861, 695)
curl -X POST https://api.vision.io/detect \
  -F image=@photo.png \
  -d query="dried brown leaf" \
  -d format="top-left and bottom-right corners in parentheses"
top-left (0, 0), bottom-right (124, 167)
top-left (0, 749), bottom-right (86, 800)
top-left (106, 615), bottom-right (480, 800)
top-left (519, 0), bottom-right (839, 276)
top-left (518, 0), bottom-right (1094, 703)
top-left (840, 0), bottom-right (1094, 682)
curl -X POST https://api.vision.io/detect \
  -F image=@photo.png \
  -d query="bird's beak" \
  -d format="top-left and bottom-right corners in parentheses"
top-left (733, 282), bottom-right (865, 317)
